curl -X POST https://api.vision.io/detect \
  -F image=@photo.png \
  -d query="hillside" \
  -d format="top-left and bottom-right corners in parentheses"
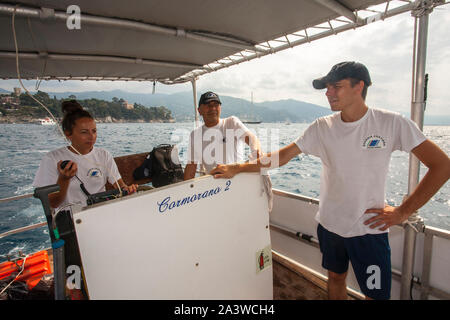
top-left (2, 88), bottom-right (449, 124)
top-left (0, 90), bottom-right (173, 123)
top-left (23, 89), bottom-right (333, 123)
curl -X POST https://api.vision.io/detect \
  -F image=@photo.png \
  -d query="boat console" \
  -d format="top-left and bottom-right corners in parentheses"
top-left (71, 173), bottom-right (273, 299)
top-left (34, 153), bottom-right (273, 299)
top-left (86, 188), bottom-right (129, 206)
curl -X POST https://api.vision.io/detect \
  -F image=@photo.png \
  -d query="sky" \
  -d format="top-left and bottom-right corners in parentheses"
top-left (1, 3), bottom-right (449, 116)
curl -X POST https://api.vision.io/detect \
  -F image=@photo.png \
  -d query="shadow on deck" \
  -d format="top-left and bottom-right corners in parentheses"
top-left (272, 251), bottom-right (356, 300)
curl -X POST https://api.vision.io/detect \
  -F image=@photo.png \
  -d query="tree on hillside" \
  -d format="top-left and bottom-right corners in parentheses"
top-left (13, 91), bottom-right (173, 122)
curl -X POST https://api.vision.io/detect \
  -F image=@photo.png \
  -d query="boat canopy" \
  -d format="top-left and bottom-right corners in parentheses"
top-left (0, 0), bottom-right (434, 84)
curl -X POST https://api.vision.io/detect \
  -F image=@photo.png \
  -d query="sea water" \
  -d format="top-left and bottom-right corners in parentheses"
top-left (0, 122), bottom-right (449, 258)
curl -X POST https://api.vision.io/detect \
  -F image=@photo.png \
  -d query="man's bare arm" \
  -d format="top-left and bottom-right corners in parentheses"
top-left (210, 143), bottom-right (302, 178)
top-left (184, 163), bottom-right (198, 180)
top-left (403, 140), bottom-right (450, 212)
top-left (365, 139), bottom-right (450, 230)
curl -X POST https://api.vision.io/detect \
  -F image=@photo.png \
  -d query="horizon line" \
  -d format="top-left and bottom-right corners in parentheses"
top-left (1, 87), bottom-right (450, 117)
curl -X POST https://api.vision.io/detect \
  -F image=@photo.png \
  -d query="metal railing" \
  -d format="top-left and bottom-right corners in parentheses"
top-left (2, 188), bottom-right (450, 300)
top-left (0, 192), bottom-right (33, 203)
top-left (270, 188), bottom-right (450, 300)
top-left (0, 193), bottom-right (46, 240)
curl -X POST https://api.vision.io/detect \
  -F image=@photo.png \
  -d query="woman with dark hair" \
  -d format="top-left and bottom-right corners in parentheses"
top-left (33, 100), bottom-right (137, 209)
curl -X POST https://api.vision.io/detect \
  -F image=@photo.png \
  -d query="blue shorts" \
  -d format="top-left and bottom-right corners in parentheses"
top-left (317, 224), bottom-right (391, 300)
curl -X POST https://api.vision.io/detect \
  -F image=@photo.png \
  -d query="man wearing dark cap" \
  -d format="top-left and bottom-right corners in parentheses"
top-left (210, 62), bottom-right (450, 300)
top-left (183, 91), bottom-right (262, 180)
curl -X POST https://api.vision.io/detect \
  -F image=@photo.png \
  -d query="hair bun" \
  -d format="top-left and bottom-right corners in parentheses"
top-left (61, 100), bottom-right (83, 114)
top-left (61, 100), bottom-right (93, 134)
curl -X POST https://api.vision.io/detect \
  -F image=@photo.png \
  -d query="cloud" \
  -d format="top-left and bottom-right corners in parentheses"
top-left (196, 9), bottom-right (450, 115)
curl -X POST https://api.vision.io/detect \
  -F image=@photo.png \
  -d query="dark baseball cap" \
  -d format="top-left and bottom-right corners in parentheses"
top-left (312, 61), bottom-right (372, 89)
top-left (199, 91), bottom-right (221, 106)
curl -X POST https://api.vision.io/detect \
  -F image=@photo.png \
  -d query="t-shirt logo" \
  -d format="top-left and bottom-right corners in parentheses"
top-left (363, 135), bottom-right (386, 149)
top-left (87, 168), bottom-right (103, 178)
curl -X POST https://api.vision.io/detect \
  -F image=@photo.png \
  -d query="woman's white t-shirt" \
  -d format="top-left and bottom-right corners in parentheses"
top-left (33, 146), bottom-right (122, 210)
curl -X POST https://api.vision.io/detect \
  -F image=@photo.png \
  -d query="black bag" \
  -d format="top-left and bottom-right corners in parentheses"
top-left (133, 144), bottom-right (183, 187)
top-left (132, 153), bottom-right (152, 180)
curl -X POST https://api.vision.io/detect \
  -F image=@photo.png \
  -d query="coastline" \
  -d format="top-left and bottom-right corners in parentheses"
top-left (1, 117), bottom-right (448, 126)
top-left (0, 115), bottom-right (175, 124)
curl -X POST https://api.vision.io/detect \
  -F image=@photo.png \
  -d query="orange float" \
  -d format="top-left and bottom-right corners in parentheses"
top-left (0, 250), bottom-right (52, 290)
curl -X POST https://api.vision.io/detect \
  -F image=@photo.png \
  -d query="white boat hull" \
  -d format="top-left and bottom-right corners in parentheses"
top-left (73, 173), bottom-right (273, 299)
top-left (270, 189), bottom-right (450, 300)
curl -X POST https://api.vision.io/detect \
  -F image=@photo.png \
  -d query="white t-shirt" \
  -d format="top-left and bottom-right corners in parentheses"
top-left (33, 146), bottom-right (122, 210)
top-left (188, 116), bottom-right (251, 173)
top-left (294, 108), bottom-right (427, 237)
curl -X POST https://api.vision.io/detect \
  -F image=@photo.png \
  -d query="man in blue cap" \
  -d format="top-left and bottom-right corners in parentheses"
top-left (210, 61), bottom-right (450, 300)
top-left (184, 91), bottom-right (262, 180)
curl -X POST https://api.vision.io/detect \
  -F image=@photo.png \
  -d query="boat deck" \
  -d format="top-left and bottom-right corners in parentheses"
top-left (45, 249), bottom-right (356, 300)
top-left (273, 259), bottom-right (328, 300)
top-left (272, 252), bottom-right (356, 300)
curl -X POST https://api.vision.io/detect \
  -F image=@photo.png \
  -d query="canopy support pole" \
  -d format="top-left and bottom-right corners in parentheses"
top-left (191, 78), bottom-right (199, 128)
top-left (400, 0), bottom-right (435, 300)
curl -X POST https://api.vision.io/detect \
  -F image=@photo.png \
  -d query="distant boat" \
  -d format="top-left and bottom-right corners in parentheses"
top-left (243, 120), bottom-right (261, 124)
top-left (38, 117), bottom-right (56, 125)
top-left (243, 92), bottom-right (261, 124)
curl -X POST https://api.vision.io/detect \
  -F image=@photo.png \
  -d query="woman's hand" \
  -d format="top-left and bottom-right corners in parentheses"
top-left (123, 183), bottom-right (138, 194)
top-left (57, 160), bottom-right (78, 180)
top-left (50, 160), bottom-right (78, 208)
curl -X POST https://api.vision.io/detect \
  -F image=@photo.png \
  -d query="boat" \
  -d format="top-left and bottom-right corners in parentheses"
top-left (0, 0), bottom-right (449, 302)
top-left (242, 121), bottom-right (262, 124)
top-left (242, 92), bottom-right (262, 124)
top-left (37, 117), bottom-right (55, 125)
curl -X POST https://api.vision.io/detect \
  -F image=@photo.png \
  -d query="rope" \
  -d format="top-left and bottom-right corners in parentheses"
top-left (411, 0), bottom-right (441, 18)
top-left (51, 203), bottom-right (77, 231)
top-left (261, 174), bottom-right (273, 213)
top-left (11, 6), bottom-right (123, 196)
top-left (0, 254), bottom-right (29, 296)
top-left (403, 213), bottom-right (424, 233)
top-left (12, 6), bottom-right (64, 139)
top-left (401, 196), bottom-right (425, 233)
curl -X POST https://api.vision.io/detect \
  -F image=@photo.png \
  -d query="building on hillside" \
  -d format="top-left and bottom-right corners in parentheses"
top-left (0, 95), bottom-right (20, 107)
top-left (121, 100), bottom-right (134, 110)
